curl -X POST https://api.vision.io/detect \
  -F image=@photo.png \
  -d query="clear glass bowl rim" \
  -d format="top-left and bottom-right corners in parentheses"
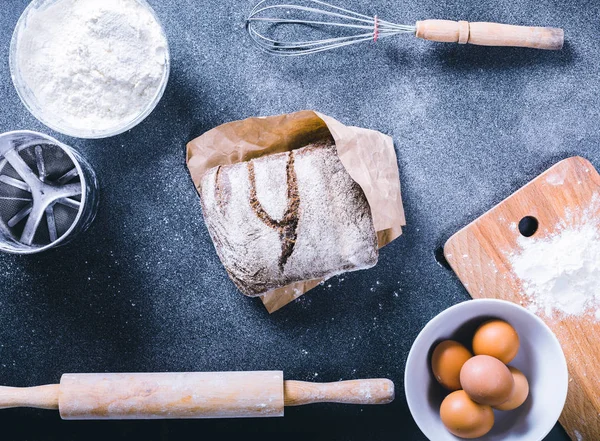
top-left (9, 0), bottom-right (171, 140)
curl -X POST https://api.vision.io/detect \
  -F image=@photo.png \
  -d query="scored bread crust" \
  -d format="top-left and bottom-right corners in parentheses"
top-left (199, 143), bottom-right (378, 297)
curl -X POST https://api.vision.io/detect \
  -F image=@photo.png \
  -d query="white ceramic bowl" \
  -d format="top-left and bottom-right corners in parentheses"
top-left (9, 0), bottom-right (170, 139)
top-left (405, 299), bottom-right (568, 441)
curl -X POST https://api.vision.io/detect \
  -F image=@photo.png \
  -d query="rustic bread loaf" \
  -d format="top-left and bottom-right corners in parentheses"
top-left (200, 143), bottom-right (378, 297)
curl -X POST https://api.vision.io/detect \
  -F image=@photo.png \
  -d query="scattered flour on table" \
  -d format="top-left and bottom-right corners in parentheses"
top-left (509, 195), bottom-right (600, 319)
top-left (16, 0), bottom-right (168, 131)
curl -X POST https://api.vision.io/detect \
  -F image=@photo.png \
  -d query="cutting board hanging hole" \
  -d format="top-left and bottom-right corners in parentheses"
top-left (518, 216), bottom-right (539, 237)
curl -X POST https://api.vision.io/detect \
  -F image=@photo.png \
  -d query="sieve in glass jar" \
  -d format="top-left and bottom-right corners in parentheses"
top-left (0, 131), bottom-right (98, 254)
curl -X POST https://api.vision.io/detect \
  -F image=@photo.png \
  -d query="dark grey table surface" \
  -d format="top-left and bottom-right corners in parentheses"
top-left (0, 0), bottom-right (594, 439)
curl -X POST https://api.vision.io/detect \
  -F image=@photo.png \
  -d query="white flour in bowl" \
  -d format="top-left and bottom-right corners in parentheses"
top-left (15, 0), bottom-right (168, 133)
top-left (509, 196), bottom-right (600, 319)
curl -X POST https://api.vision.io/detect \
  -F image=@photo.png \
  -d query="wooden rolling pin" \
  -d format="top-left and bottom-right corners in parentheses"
top-left (0, 371), bottom-right (394, 419)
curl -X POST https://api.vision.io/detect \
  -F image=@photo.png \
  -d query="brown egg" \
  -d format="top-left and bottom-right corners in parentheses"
top-left (440, 390), bottom-right (495, 439)
top-left (460, 355), bottom-right (514, 406)
top-left (494, 366), bottom-right (530, 411)
top-left (472, 320), bottom-right (520, 364)
top-left (431, 340), bottom-right (472, 391)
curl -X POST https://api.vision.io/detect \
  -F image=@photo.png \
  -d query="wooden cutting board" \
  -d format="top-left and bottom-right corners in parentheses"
top-left (444, 156), bottom-right (600, 441)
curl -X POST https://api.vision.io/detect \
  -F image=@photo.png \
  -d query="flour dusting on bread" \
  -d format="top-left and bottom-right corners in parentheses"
top-left (200, 143), bottom-right (378, 297)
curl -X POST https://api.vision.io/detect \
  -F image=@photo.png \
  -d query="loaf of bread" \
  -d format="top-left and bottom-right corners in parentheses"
top-left (199, 143), bottom-right (378, 297)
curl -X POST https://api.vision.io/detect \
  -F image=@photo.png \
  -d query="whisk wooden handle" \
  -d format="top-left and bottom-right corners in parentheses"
top-left (416, 20), bottom-right (564, 50)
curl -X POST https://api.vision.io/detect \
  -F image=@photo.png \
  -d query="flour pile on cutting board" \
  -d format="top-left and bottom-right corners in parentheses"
top-left (509, 195), bottom-right (600, 319)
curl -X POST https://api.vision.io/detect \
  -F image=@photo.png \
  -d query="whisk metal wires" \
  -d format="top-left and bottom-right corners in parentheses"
top-left (246, 0), bottom-right (415, 56)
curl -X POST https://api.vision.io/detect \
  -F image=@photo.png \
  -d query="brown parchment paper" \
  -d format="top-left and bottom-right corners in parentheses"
top-left (186, 110), bottom-right (406, 313)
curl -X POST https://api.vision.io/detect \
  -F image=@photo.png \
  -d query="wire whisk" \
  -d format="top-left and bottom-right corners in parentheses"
top-left (246, 0), bottom-right (414, 56)
top-left (246, 0), bottom-right (564, 56)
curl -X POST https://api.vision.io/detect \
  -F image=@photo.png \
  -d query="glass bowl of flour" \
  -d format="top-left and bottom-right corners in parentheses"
top-left (10, 0), bottom-right (170, 139)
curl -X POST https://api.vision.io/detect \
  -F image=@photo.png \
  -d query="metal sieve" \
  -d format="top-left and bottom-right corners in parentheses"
top-left (0, 131), bottom-right (98, 254)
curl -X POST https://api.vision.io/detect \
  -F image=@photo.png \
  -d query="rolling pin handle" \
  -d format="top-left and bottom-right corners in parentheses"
top-left (415, 20), bottom-right (564, 50)
top-left (283, 379), bottom-right (395, 406)
top-left (0, 385), bottom-right (59, 410)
